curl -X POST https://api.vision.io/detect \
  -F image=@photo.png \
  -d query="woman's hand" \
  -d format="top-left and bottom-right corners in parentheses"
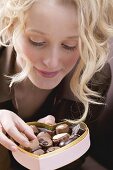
top-left (38, 115), bottom-right (56, 125)
top-left (0, 109), bottom-right (36, 152)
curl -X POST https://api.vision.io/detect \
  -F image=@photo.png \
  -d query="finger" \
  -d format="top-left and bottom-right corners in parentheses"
top-left (0, 131), bottom-right (17, 151)
top-left (3, 124), bottom-right (31, 147)
top-left (16, 118), bottom-right (37, 140)
top-left (0, 123), bottom-right (6, 134)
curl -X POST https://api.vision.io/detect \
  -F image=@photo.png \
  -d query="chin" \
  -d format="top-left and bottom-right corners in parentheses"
top-left (30, 78), bottom-right (62, 90)
top-left (28, 72), bottom-right (64, 90)
top-left (36, 82), bottom-right (60, 90)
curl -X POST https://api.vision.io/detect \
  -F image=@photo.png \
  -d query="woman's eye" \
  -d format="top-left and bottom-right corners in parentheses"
top-left (29, 39), bottom-right (46, 46)
top-left (62, 44), bottom-right (77, 51)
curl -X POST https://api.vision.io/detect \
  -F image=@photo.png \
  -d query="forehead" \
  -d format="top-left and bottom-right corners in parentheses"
top-left (27, 0), bottom-right (77, 17)
top-left (25, 0), bottom-right (78, 33)
top-left (34, 0), bottom-right (76, 7)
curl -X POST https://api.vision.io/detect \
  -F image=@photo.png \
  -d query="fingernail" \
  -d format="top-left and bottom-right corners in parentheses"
top-left (11, 146), bottom-right (17, 152)
top-left (32, 134), bottom-right (37, 139)
top-left (24, 141), bottom-right (30, 147)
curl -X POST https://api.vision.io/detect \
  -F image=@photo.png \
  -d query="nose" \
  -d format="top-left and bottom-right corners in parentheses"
top-left (42, 47), bottom-right (61, 69)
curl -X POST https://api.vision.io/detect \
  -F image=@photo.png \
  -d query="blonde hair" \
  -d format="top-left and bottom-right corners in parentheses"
top-left (0, 0), bottom-right (113, 123)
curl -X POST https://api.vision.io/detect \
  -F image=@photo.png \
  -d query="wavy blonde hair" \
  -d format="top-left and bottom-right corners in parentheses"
top-left (0, 0), bottom-right (113, 123)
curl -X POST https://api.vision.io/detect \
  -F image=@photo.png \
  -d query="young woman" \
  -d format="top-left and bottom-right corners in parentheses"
top-left (0, 0), bottom-right (113, 169)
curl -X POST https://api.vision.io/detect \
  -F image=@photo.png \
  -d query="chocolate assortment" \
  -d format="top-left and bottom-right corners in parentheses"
top-left (19, 122), bottom-right (85, 156)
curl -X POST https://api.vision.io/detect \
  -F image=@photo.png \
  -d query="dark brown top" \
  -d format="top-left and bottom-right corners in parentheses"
top-left (0, 45), bottom-right (111, 170)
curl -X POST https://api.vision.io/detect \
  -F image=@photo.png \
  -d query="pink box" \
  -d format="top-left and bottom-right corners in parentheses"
top-left (12, 121), bottom-right (90, 170)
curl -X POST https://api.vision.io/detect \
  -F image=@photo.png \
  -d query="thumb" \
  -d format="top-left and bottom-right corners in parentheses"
top-left (38, 115), bottom-right (56, 125)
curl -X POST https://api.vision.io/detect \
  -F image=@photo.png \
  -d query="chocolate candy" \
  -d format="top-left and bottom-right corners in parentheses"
top-left (38, 137), bottom-right (53, 148)
top-left (33, 149), bottom-right (45, 155)
top-left (47, 146), bottom-right (60, 153)
top-left (59, 141), bottom-right (65, 147)
top-left (25, 138), bottom-right (39, 152)
top-left (56, 124), bottom-right (69, 134)
top-left (59, 134), bottom-right (79, 146)
top-left (64, 134), bottom-right (79, 145)
top-left (37, 131), bottom-right (51, 139)
top-left (19, 122), bottom-right (85, 156)
top-left (53, 133), bottom-right (70, 144)
top-left (38, 128), bottom-right (55, 136)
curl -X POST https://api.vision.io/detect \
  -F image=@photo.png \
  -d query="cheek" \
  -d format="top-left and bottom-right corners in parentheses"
top-left (64, 51), bottom-right (80, 70)
top-left (20, 41), bottom-right (38, 64)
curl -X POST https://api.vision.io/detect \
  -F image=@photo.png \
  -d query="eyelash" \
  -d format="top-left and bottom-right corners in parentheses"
top-left (29, 39), bottom-right (46, 46)
top-left (29, 39), bottom-right (77, 51)
top-left (61, 44), bottom-right (77, 51)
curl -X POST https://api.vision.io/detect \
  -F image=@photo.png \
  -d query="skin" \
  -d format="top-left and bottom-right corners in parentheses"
top-left (16, 0), bottom-right (79, 89)
top-left (0, 0), bottom-right (80, 152)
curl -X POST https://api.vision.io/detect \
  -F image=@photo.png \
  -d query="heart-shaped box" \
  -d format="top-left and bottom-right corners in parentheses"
top-left (12, 121), bottom-right (90, 170)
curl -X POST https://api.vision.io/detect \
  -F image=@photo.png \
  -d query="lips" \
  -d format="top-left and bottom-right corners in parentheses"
top-left (34, 67), bottom-right (60, 78)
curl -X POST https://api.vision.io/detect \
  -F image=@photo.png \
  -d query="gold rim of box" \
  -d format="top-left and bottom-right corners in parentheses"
top-left (17, 121), bottom-right (89, 158)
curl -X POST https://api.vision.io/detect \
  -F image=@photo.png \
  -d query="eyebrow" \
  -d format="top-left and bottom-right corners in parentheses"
top-left (26, 29), bottom-right (49, 35)
top-left (26, 29), bottom-right (79, 39)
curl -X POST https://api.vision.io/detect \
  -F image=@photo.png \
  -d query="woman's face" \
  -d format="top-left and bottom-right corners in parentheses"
top-left (16, 0), bottom-right (79, 89)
